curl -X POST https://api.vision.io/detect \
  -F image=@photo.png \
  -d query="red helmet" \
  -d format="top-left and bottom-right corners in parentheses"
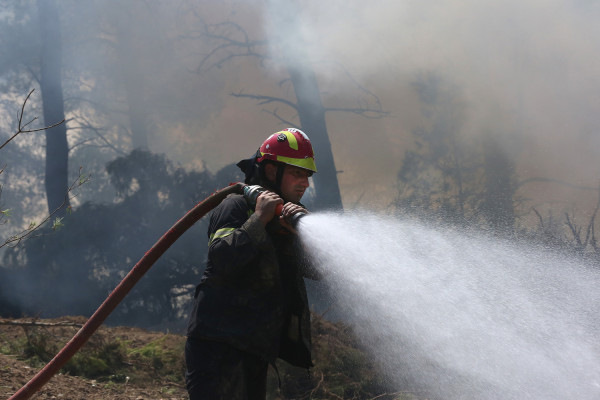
top-left (257, 128), bottom-right (317, 173)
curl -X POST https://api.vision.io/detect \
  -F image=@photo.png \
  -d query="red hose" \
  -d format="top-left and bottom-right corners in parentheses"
top-left (9, 182), bottom-right (246, 400)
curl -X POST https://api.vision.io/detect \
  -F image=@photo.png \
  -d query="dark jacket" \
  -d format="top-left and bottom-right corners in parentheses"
top-left (187, 194), bottom-right (320, 368)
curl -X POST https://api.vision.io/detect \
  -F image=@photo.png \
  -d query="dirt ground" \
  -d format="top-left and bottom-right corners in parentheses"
top-left (0, 316), bottom-right (188, 400)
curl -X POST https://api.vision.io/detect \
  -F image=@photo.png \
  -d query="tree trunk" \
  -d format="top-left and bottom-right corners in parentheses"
top-left (288, 64), bottom-right (343, 211)
top-left (482, 134), bottom-right (515, 234)
top-left (267, 0), bottom-right (342, 211)
top-left (116, 12), bottom-right (148, 149)
top-left (38, 0), bottom-right (70, 217)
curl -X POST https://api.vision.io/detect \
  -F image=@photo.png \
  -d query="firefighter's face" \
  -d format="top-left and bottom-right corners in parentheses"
top-left (280, 165), bottom-right (311, 203)
top-left (265, 164), bottom-right (311, 203)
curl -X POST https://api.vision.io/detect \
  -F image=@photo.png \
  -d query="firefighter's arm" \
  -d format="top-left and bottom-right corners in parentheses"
top-left (207, 196), bottom-right (273, 277)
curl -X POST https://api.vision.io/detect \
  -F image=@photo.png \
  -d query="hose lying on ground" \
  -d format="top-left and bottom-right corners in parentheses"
top-left (9, 182), bottom-right (245, 400)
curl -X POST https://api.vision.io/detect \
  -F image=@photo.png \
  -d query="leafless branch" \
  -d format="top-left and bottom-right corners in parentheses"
top-left (565, 212), bottom-right (583, 248)
top-left (262, 108), bottom-right (299, 128)
top-left (68, 136), bottom-right (98, 151)
top-left (532, 207), bottom-right (544, 228)
top-left (67, 115), bottom-right (126, 156)
top-left (314, 58), bottom-right (386, 110)
top-left (0, 167), bottom-right (91, 249)
top-left (586, 185), bottom-right (600, 251)
top-left (0, 89), bottom-right (65, 151)
top-left (230, 92), bottom-right (299, 111)
top-left (324, 106), bottom-right (390, 119)
top-left (562, 185), bottom-right (600, 252)
top-left (188, 20), bottom-right (268, 72)
top-left (63, 95), bottom-right (126, 115)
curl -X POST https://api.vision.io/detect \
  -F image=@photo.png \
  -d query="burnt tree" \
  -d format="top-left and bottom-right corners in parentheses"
top-left (189, 12), bottom-right (386, 211)
top-left (38, 0), bottom-right (70, 217)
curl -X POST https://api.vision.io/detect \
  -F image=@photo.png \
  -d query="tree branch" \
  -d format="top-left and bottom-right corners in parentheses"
top-left (0, 89), bottom-right (65, 151)
top-left (0, 167), bottom-right (90, 249)
top-left (262, 108), bottom-right (299, 128)
top-left (188, 20), bottom-right (268, 72)
top-left (565, 212), bottom-right (583, 248)
top-left (230, 92), bottom-right (298, 111)
top-left (532, 207), bottom-right (544, 228)
top-left (324, 106), bottom-right (390, 119)
top-left (314, 58), bottom-right (386, 111)
top-left (67, 114), bottom-right (126, 156)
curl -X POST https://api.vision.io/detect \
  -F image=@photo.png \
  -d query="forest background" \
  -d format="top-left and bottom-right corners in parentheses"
top-left (1, 0), bottom-right (600, 330)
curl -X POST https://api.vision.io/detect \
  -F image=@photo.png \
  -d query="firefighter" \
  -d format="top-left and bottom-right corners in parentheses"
top-left (185, 128), bottom-right (322, 400)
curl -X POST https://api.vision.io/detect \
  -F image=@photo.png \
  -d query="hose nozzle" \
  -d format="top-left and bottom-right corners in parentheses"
top-left (243, 185), bottom-right (307, 228)
top-left (287, 211), bottom-right (306, 229)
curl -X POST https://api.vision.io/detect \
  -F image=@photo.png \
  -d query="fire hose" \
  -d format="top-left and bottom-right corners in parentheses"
top-left (9, 182), bottom-right (300, 400)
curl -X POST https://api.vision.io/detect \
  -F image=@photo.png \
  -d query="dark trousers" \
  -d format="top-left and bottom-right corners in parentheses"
top-left (185, 337), bottom-right (268, 400)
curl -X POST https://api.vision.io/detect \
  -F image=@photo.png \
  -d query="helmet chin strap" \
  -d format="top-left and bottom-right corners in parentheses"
top-left (252, 161), bottom-right (283, 197)
top-left (275, 163), bottom-right (285, 194)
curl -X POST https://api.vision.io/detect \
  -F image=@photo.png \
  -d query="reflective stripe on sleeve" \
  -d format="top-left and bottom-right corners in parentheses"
top-left (208, 227), bottom-right (236, 246)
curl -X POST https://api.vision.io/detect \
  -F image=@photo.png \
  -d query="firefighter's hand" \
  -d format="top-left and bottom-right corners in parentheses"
top-left (255, 191), bottom-right (283, 227)
top-left (280, 203), bottom-right (308, 235)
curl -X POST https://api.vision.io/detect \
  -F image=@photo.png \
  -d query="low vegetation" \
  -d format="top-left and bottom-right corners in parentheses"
top-left (0, 314), bottom-right (424, 400)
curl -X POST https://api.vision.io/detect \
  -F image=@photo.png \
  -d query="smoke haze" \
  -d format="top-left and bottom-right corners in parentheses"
top-left (0, 0), bottom-right (598, 217)
top-left (259, 0), bottom-right (600, 210)
top-left (0, 0), bottom-right (599, 323)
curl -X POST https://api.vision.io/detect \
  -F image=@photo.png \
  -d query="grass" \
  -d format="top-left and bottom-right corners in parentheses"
top-left (1, 315), bottom-right (425, 400)
top-left (2, 322), bottom-right (185, 387)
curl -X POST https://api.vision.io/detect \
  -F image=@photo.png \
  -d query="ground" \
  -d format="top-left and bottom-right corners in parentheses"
top-left (1, 353), bottom-right (186, 400)
top-left (0, 316), bottom-right (187, 400)
top-left (0, 315), bottom-right (421, 400)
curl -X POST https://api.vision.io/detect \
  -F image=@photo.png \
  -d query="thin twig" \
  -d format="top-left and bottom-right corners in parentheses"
top-left (305, 371), bottom-right (324, 399)
top-left (230, 92), bottom-right (298, 111)
top-left (0, 167), bottom-right (90, 249)
top-left (324, 106), bottom-right (389, 119)
top-left (532, 207), bottom-right (544, 228)
top-left (565, 212), bottom-right (583, 248)
top-left (0, 89), bottom-right (65, 151)
top-left (262, 108), bottom-right (299, 128)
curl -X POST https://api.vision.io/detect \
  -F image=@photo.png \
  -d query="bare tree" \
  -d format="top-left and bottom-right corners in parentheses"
top-left (186, 9), bottom-right (387, 210)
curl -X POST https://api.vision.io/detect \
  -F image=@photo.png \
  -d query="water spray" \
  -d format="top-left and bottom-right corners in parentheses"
top-left (8, 182), bottom-right (292, 400)
top-left (298, 211), bottom-right (600, 400)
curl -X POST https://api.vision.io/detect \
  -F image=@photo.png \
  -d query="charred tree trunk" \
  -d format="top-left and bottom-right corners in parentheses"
top-left (288, 66), bottom-right (343, 211)
top-left (482, 134), bottom-right (515, 234)
top-left (116, 13), bottom-right (148, 149)
top-left (38, 0), bottom-right (70, 217)
top-left (267, 0), bottom-right (342, 211)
